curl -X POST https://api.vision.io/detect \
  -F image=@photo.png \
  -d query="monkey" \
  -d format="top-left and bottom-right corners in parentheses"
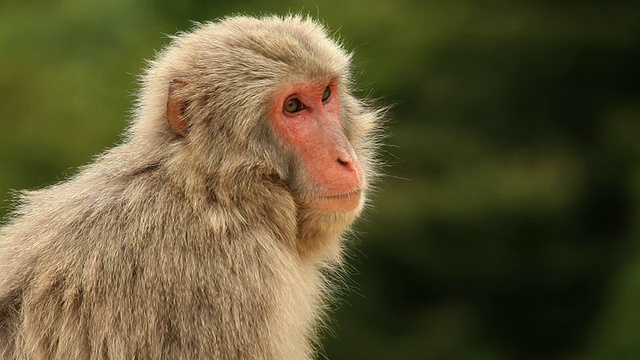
top-left (0, 15), bottom-right (382, 359)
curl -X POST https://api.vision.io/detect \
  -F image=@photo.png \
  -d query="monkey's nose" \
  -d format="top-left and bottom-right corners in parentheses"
top-left (337, 155), bottom-right (356, 171)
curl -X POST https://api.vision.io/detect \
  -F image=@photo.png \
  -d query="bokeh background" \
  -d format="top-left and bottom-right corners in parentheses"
top-left (1, 1), bottom-right (639, 359)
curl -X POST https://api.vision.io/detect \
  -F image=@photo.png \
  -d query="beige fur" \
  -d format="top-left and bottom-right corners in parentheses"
top-left (0, 15), bottom-right (382, 359)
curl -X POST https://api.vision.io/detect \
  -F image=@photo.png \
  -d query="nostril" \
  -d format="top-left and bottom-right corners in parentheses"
top-left (337, 157), bottom-right (350, 166)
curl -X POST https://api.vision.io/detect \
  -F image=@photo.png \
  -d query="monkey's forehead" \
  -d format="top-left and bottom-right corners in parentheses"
top-left (176, 15), bottom-right (352, 80)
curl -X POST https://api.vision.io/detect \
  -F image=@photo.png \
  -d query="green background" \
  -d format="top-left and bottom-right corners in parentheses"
top-left (1, 1), bottom-right (639, 359)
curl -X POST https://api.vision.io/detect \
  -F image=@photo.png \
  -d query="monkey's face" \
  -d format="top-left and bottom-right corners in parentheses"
top-left (154, 16), bottom-right (378, 224)
top-left (271, 79), bottom-right (365, 214)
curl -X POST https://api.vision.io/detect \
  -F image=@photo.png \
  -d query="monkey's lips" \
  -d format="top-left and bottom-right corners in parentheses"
top-left (315, 189), bottom-right (362, 212)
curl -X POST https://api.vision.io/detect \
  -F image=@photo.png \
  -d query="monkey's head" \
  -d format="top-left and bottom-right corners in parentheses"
top-left (131, 15), bottom-right (381, 231)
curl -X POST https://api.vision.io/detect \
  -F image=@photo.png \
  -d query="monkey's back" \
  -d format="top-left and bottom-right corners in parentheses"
top-left (0, 147), bottom-right (319, 360)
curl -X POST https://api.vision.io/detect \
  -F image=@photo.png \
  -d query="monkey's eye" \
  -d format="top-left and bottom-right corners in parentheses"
top-left (284, 98), bottom-right (305, 113)
top-left (322, 86), bottom-right (331, 101)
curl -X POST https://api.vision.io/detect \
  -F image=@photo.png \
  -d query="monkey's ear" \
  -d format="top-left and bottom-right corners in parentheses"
top-left (167, 79), bottom-right (189, 137)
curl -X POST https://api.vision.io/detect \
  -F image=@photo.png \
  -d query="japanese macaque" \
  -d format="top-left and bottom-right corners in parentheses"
top-left (0, 15), bottom-right (382, 359)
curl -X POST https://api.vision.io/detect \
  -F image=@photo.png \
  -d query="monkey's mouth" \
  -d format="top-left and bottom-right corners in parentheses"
top-left (321, 189), bottom-right (362, 200)
top-left (314, 189), bottom-right (362, 212)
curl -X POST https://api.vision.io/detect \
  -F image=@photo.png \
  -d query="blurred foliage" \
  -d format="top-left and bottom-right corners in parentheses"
top-left (1, 1), bottom-right (639, 359)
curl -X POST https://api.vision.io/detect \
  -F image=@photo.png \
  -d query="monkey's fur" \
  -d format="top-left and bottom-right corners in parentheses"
top-left (0, 15), bottom-right (382, 359)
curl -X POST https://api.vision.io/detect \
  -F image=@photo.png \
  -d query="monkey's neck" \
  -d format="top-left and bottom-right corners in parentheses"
top-left (295, 207), bottom-right (357, 263)
top-left (118, 140), bottom-right (353, 264)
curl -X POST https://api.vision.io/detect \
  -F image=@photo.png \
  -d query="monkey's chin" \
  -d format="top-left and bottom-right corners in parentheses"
top-left (314, 189), bottom-right (363, 213)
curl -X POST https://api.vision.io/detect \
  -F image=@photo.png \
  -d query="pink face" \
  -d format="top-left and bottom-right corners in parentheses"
top-left (271, 80), bottom-right (364, 212)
